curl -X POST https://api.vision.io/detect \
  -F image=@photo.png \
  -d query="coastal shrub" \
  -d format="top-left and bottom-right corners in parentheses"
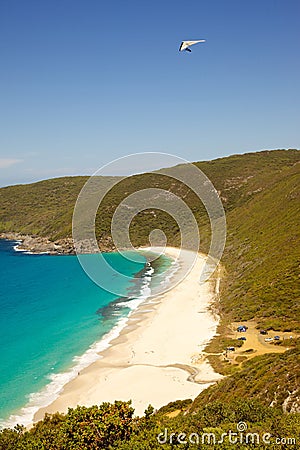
top-left (60, 401), bottom-right (134, 450)
top-left (0, 399), bottom-right (299, 449)
top-left (29, 412), bottom-right (65, 449)
top-left (0, 426), bottom-right (24, 450)
top-left (157, 399), bottom-right (193, 416)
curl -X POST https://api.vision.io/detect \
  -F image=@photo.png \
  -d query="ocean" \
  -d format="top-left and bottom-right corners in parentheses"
top-left (0, 239), bottom-right (173, 428)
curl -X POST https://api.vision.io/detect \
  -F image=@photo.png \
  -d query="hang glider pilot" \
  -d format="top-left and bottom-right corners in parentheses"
top-left (179, 40), bottom-right (206, 52)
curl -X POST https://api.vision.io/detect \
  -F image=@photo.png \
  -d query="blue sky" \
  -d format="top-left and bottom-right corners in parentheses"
top-left (0, 0), bottom-right (299, 186)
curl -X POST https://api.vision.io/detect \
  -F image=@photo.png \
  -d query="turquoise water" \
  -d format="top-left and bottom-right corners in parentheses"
top-left (0, 239), bottom-right (159, 427)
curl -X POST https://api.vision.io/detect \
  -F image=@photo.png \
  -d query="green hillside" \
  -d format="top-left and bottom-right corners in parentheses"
top-left (0, 149), bottom-right (299, 240)
top-left (0, 149), bottom-right (299, 446)
top-left (219, 160), bottom-right (300, 331)
top-left (0, 177), bottom-right (88, 238)
top-left (1, 149), bottom-right (299, 331)
top-left (192, 342), bottom-right (300, 413)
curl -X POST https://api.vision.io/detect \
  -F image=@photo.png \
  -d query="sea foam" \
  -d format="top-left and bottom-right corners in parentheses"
top-left (1, 264), bottom-right (155, 429)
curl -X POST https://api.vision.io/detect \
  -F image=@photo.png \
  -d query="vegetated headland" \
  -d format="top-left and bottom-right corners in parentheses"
top-left (1, 149), bottom-right (299, 333)
top-left (0, 148), bottom-right (299, 447)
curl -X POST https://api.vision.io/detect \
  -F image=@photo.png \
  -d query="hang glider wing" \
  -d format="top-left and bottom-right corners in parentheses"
top-left (179, 40), bottom-right (206, 52)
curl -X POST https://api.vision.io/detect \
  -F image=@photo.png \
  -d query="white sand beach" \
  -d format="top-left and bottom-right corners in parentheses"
top-left (34, 247), bottom-right (222, 421)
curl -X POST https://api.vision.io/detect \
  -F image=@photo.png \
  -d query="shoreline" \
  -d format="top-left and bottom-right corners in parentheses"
top-left (33, 247), bottom-right (222, 422)
top-left (0, 232), bottom-right (75, 255)
top-left (0, 232), bottom-right (117, 254)
top-left (0, 243), bottom-right (157, 429)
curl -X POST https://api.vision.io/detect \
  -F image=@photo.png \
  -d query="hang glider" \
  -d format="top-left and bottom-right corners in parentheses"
top-left (179, 40), bottom-right (206, 52)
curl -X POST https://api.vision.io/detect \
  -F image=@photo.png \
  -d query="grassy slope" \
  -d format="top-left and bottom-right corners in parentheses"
top-left (192, 341), bottom-right (300, 413)
top-left (220, 161), bottom-right (300, 331)
top-left (0, 177), bottom-right (88, 238)
top-left (0, 150), bottom-right (299, 331)
top-left (0, 148), bottom-right (299, 310)
top-left (0, 149), bottom-right (299, 441)
top-left (1, 149), bottom-right (299, 238)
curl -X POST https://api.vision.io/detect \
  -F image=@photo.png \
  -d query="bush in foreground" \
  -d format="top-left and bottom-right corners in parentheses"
top-left (0, 399), bottom-right (299, 449)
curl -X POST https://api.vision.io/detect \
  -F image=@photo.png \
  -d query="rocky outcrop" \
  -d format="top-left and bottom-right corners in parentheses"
top-left (0, 232), bottom-right (75, 254)
top-left (0, 232), bottom-right (115, 254)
